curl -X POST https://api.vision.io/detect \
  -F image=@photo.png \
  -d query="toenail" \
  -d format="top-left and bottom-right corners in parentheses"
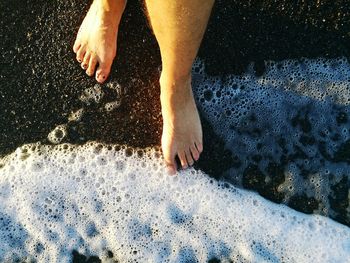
top-left (82, 64), bottom-right (87, 69)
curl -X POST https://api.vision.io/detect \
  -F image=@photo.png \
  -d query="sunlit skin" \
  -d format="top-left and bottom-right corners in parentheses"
top-left (73, 0), bottom-right (126, 83)
top-left (73, 0), bottom-right (214, 174)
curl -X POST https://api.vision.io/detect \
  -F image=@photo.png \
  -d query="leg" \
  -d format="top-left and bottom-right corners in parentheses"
top-left (73, 0), bottom-right (126, 83)
top-left (145, 0), bottom-right (214, 173)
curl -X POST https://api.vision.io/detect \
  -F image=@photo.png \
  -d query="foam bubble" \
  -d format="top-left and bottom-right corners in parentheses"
top-left (47, 124), bottom-right (67, 144)
top-left (80, 84), bottom-right (104, 105)
top-left (104, 100), bottom-right (121, 112)
top-left (68, 108), bottom-right (84, 122)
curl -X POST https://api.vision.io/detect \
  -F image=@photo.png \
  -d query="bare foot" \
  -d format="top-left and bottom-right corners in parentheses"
top-left (73, 0), bottom-right (126, 83)
top-left (160, 73), bottom-right (203, 174)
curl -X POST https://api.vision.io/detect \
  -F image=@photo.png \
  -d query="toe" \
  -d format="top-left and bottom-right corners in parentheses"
top-left (163, 146), bottom-right (177, 175)
top-left (86, 55), bottom-right (98, 77)
top-left (73, 40), bottom-right (81, 53)
top-left (190, 144), bottom-right (200, 161)
top-left (95, 59), bottom-right (112, 83)
top-left (195, 142), bottom-right (203, 153)
top-left (178, 151), bottom-right (188, 169)
top-left (76, 46), bottom-right (86, 63)
top-left (185, 149), bottom-right (194, 166)
top-left (81, 53), bottom-right (90, 70)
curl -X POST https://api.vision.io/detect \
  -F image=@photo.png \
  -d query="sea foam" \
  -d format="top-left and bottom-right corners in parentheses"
top-left (192, 58), bottom-right (350, 219)
top-left (0, 142), bottom-right (349, 262)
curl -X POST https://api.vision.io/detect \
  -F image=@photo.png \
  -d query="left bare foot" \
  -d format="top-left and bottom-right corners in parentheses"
top-left (160, 73), bottom-right (203, 174)
top-left (73, 0), bottom-right (126, 83)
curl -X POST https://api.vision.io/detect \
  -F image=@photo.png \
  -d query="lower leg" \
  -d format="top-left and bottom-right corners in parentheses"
top-left (73, 0), bottom-right (126, 83)
top-left (145, 0), bottom-right (214, 173)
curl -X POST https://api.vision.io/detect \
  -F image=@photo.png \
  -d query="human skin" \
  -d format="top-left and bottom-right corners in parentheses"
top-left (144, 0), bottom-right (214, 173)
top-left (73, 0), bottom-right (126, 83)
top-left (73, 0), bottom-right (214, 174)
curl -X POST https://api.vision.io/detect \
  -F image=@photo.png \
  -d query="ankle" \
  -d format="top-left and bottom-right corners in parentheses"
top-left (160, 73), bottom-right (194, 109)
top-left (159, 72), bottom-right (192, 100)
top-left (160, 71), bottom-right (191, 92)
top-left (160, 66), bottom-right (191, 82)
top-left (95, 0), bottom-right (126, 19)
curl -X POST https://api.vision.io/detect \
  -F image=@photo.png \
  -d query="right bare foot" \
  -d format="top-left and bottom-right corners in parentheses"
top-left (160, 73), bottom-right (203, 175)
top-left (73, 0), bottom-right (126, 83)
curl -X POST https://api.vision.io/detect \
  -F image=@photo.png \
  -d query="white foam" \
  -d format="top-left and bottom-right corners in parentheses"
top-left (104, 100), bottom-right (121, 112)
top-left (68, 108), bottom-right (84, 122)
top-left (80, 84), bottom-right (104, 105)
top-left (0, 143), bottom-right (349, 262)
top-left (192, 58), bottom-right (350, 213)
top-left (47, 124), bottom-right (67, 144)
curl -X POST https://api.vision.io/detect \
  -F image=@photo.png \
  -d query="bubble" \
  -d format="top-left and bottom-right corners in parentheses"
top-left (47, 124), bottom-right (67, 144)
top-left (80, 84), bottom-right (104, 104)
top-left (106, 81), bottom-right (124, 96)
top-left (104, 100), bottom-right (121, 112)
top-left (97, 156), bottom-right (107, 166)
top-left (68, 108), bottom-right (84, 122)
